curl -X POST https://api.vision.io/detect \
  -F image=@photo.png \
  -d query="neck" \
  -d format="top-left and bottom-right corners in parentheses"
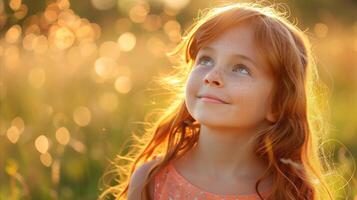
top-left (187, 124), bottom-right (268, 180)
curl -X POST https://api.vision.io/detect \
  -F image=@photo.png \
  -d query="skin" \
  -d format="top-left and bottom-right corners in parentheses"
top-left (174, 21), bottom-right (277, 195)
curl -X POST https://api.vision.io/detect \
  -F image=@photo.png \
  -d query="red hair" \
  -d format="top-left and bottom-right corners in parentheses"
top-left (99, 2), bottom-right (335, 199)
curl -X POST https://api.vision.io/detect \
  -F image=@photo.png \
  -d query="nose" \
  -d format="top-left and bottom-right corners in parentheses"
top-left (203, 68), bottom-right (224, 87)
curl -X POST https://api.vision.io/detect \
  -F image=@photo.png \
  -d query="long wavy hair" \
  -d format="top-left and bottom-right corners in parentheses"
top-left (99, 2), bottom-right (335, 200)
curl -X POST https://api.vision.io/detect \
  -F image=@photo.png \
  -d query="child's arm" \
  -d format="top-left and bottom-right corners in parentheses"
top-left (127, 158), bottom-right (160, 200)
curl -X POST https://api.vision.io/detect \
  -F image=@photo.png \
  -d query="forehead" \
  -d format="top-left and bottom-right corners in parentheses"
top-left (201, 23), bottom-right (256, 59)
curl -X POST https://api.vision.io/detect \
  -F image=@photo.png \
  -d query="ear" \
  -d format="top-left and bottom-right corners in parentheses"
top-left (266, 90), bottom-right (277, 123)
top-left (266, 104), bottom-right (277, 123)
top-left (266, 111), bottom-right (277, 123)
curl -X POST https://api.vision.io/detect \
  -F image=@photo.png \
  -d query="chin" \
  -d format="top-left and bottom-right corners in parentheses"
top-left (193, 114), bottom-right (227, 127)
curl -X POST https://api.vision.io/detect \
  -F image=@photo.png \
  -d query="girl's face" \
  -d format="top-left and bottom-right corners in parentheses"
top-left (185, 22), bottom-right (276, 132)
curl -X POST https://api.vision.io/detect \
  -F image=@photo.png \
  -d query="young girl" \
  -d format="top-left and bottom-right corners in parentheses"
top-left (99, 2), bottom-right (334, 200)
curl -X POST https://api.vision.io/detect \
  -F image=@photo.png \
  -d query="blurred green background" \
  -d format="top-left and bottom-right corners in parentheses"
top-left (0, 0), bottom-right (356, 199)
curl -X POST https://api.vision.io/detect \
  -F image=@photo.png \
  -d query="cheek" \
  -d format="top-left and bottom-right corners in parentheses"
top-left (185, 70), bottom-right (202, 96)
top-left (185, 73), bottom-right (200, 106)
top-left (229, 83), bottom-right (271, 114)
top-left (185, 70), bottom-right (213, 120)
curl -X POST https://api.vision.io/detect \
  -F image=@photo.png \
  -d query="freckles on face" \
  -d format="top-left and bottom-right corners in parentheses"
top-left (227, 80), bottom-right (273, 122)
top-left (184, 22), bottom-right (274, 129)
top-left (186, 71), bottom-right (272, 126)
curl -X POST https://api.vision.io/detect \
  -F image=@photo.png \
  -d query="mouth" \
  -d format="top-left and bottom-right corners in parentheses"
top-left (197, 95), bottom-right (228, 104)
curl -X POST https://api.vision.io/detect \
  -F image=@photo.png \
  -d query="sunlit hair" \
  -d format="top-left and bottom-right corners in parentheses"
top-left (99, 2), bottom-right (336, 200)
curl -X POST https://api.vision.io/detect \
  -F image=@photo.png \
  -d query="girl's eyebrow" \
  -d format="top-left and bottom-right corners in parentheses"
top-left (200, 46), bottom-right (259, 70)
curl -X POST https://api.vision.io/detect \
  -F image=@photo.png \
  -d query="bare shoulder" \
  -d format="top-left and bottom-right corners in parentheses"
top-left (127, 156), bottom-right (162, 200)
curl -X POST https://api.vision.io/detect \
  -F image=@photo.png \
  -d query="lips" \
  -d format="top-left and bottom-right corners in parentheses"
top-left (197, 94), bottom-right (228, 104)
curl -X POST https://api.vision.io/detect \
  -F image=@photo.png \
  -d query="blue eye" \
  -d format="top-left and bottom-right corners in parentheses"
top-left (232, 64), bottom-right (250, 75)
top-left (197, 56), bottom-right (214, 67)
top-left (196, 56), bottom-right (251, 76)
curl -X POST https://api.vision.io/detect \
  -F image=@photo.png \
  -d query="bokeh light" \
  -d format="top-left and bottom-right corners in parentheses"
top-left (5, 25), bottom-right (22, 44)
top-left (117, 32), bottom-right (136, 52)
top-left (14, 4), bottom-right (28, 19)
top-left (53, 26), bottom-right (75, 50)
top-left (94, 57), bottom-right (118, 79)
top-left (9, 0), bottom-right (22, 11)
top-left (70, 139), bottom-right (86, 153)
top-left (55, 127), bottom-right (71, 145)
top-left (35, 135), bottom-right (50, 154)
top-left (90, 0), bottom-right (116, 10)
top-left (40, 152), bottom-right (53, 167)
top-left (12, 117), bottom-right (25, 133)
top-left (163, 20), bottom-right (181, 42)
top-left (129, 2), bottom-right (150, 23)
top-left (162, 0), bottom-right (190, 11)
top-left (57, 0), bottom-right (70, 10)
top-left (114, 76), bottom-right (132, 94)
top-left (73, 106), bottom-right (91, 127)
top-left (6, 126), bottom-right (21, 144)
top-left (51, 159), bottom-right (60, 184)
